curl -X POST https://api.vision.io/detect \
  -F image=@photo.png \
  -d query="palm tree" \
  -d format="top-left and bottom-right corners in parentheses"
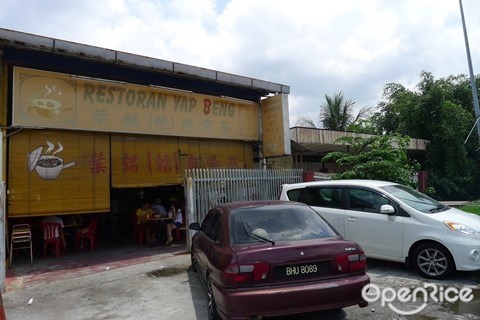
top-left (320, 92), bottom-right (355, 130)
top-left (296, 91), bottom-right (371, 130)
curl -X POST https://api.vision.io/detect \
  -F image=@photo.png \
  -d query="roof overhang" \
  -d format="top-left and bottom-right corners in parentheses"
top-left (0, 28), bottom-right (289, 102)
top-left (290, 127), bottom-right (429, 158)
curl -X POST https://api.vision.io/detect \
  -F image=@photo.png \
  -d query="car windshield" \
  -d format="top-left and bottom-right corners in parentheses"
top-left (380, 184), bottom-right (449, 214)
top-left (230, 204), bottom-right (338, 245)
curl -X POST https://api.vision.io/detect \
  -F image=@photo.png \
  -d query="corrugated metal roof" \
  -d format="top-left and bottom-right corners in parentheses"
top-left (0, 28), bottom-right (290, 95)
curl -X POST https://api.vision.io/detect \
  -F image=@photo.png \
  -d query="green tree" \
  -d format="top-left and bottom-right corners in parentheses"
top-left (372, 71), bottom-right (480, 200)
top-left (346, 114), bottom-right (383, 134)
top-left (321, 134), bottom-right (420, 187)
top-left (296, 92), bottom-right (371, 130)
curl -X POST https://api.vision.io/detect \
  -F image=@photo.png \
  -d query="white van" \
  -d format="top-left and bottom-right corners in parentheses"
top-left (279, 179), bottom-right (480, 279)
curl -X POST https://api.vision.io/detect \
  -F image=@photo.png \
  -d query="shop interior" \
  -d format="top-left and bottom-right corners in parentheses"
top-left (104, 184), bottom-right (186, 242)
top-left (7, 184), bottom-right (186, 264)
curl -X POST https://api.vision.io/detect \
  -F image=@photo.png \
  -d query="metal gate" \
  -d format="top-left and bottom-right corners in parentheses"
top-left (183, 169), bottom-right (303, 250)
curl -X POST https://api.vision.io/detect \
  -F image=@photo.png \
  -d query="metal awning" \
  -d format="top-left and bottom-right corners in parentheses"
top-left (0, 28), bottom-right (290, 103)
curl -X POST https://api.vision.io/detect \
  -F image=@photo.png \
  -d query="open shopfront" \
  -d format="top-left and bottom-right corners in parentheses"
top-left (0, 29), bottom-right (291, 293)
top-left (7, 66), bottom-right (258, 245)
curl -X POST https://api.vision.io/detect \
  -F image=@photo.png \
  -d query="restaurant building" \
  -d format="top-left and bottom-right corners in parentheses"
top-left (0, 28), bottom-right (291, 262)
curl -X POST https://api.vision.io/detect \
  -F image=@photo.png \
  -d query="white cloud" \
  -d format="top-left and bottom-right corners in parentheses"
top-left (1, 0), bottom-right (480, 127)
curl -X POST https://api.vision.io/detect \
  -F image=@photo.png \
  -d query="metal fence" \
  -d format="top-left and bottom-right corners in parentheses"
top-left (314, 172), bottom-right (332, 181)
top-left (183, 168), bottom-right (303, 249)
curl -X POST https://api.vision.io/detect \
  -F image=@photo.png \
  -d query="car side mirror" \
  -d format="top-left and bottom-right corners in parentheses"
top-left (189, 222), bottom-right (201, 231)
top-left (380, 204), bottom-right (396, 216)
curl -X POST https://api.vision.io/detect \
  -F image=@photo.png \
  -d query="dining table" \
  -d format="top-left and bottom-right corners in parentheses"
top-left (61, 219), bottom-right (85, 245)
top-left (29, 216), bottom-right (85, 253)
top-left (147, 216), bottom-right (173, 244)
top-left (147, 215), bottom-right (173, 222)
top-left (63, 220), bottom-right (84, 229)
top-left (31, 217), bottom-right (83, 230)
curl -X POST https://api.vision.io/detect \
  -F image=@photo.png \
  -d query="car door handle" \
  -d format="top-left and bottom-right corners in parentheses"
top-left (346, 217), bottom-right (357, 222)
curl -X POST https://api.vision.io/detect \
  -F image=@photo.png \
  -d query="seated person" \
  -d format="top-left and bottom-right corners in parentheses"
top-left (74, 215), bottom-right (90, 234)
top-left (165, 203), bottom-right (183, 245)
top-left (151, 198), bottom-right (167, 217)
top-left (42, 215), bottom-right (67, 250)
top-left (136, 202), bottom-right (156, 245)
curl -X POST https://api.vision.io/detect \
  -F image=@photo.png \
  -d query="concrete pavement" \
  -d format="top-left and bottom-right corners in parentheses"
top-left (4, 239), bottom-right (480, 320)
top-left (4, 240), bottom-right (208, 320)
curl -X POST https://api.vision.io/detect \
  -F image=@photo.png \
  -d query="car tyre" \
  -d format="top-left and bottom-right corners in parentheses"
top-left (412, 243), bottom-right (454, 279)
top-left (191, 251), bottom-right (198, 273)
top-left (207, 276), bottom-right (220, 320)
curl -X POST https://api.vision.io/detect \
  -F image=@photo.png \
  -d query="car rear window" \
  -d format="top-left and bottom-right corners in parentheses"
top-left (285, 188), bottom-right (302, 201)
top-left (230, 204), bottom-right (338, 245)
top-left (297, 187), bottom-right (343, 209)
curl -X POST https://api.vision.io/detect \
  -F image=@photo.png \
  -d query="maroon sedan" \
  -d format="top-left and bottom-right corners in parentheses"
top-left (189, 200), bottom-right (370, 320)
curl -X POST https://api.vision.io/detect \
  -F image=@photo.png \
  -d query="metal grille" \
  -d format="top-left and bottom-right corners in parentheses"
top-left (184, 169), bottom-right (303, 249)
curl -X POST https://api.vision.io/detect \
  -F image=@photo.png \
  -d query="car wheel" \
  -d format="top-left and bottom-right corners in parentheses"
top-left (190, 251), bottom-right (198, 273)
top-left (207, 276), bottom-right (220, 320)
top-left (412, 243), bottom-right (454, 279)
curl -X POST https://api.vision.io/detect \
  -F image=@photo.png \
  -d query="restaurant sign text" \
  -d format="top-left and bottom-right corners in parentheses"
top-left (13, 67), bottom-right (260, 140)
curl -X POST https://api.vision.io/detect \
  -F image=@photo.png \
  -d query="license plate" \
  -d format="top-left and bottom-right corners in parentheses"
top-left (275, 262), bottom-right (329, 279)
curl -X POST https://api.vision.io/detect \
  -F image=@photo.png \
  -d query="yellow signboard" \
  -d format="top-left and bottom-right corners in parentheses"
top-left (261, 94), bottom-right (291, 157)
top-left (13, 67), bottom-right (260, 140)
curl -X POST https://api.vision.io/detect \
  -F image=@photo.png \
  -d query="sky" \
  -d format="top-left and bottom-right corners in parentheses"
top-left (1, 0), bottom-right (480, 127)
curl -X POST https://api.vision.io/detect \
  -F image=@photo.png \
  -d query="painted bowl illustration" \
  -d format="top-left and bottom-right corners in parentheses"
top-left (32, 98), bottom-right (62, 118)
top-left (34, 155), bottom-right (75, 180)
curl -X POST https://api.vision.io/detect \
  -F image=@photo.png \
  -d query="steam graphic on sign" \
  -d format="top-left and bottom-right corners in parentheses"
top-left (29, 84), bottom-right (64, 119)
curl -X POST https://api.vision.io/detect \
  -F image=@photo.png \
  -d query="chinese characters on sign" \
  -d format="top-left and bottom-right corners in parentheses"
top-left (121, 152), bottom-right (240, 175)
top-left (90, 151), bottom-right (107, 174)
top-left (13, 67), bottom-right (260, 141)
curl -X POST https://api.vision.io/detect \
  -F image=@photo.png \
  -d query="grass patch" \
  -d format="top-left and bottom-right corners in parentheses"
top-left (459, 202), bottom-right (480, 215)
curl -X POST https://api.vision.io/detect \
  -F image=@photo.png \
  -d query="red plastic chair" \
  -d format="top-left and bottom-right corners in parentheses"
top-left (131, 214), bottom-right (145, 246)
top-left (75, 218), bottom-right (98, 252)
top-left (42, 223), bottom-right (64, 258)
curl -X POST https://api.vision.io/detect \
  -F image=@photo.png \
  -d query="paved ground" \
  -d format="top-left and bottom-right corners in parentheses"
top-left (4, 238), bottom-right (205, 320)
top-left (3, 237), bottom-right (480, 320)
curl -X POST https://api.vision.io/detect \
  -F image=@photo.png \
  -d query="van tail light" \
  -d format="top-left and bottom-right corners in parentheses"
top-left (334, 251), bottom-right (366, 274)
top-left (222, 262), bottom-right (271, 285)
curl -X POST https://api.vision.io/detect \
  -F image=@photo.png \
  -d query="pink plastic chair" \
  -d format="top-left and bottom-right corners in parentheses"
top-left (75, 218), bottom-right (99, 252)
top-left (42, 222), bottom-right (64, 258)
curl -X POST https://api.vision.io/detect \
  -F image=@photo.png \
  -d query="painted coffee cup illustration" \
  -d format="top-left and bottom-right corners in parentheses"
top-left (34, 155), bottom-right (75, 180)
top-left (31, 98), bottom-right (62, 118)
top-left (28, 144), bottom-right (76, 180)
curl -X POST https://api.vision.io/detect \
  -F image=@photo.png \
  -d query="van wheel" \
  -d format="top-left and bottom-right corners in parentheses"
top-left (207, 276), bottom-right (220, 320)
top-left (412, 243), bottom-right (454, 279)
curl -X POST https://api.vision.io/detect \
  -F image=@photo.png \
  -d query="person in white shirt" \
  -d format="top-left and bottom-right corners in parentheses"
top-left (165, 203), bottom-right (183, 245)
top-left (151, 198), bottom-right (167, 217)
top-left (42, 215), bottom-right (67, 249)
